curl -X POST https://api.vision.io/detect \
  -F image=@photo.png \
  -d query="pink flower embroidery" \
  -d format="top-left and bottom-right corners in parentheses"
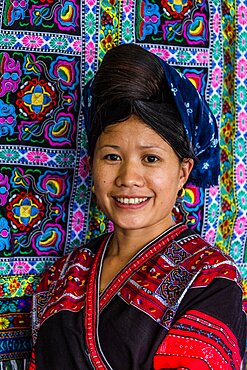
top-left (235, 215), bottom-right (246, 235)
top-left (213, 13), bottom-right (220, 33)
top-left (238, 111), bottom-right (247, 132)
top-left (205, 229), bottom-right (215, 244)
top-left (26, 151), bottom-right (49, 163)
top-left (86, 0), bottom-right (96, 6)
top-left (108, 221), bottom-right (114, 232)
top-left (72, 209), bottom-right (84, 232)
top-left (22, 35), bottom-right (44, 48)
top-left (236, 162), bottom-right (246, 185)
top-left (237, 58), bottom-right (247, 79)
top-left (78, 156), bottom-right (89, 179)
top-left (72, 40), bottom-right (82, 52)
top-left (195, 50), bottom-right (209, 64)
top-left (85, 41), bottom-right (95, 64)
top-left (149, 48), bottom-right (171, 61)
top-left (13, 261), bottom-right (30, 274)
top-left (212, 67), bottom-right (222, 88)
top-left (209, 185), bottom-right (219, 197)
top-left (238, 5), bottom-right (247, 26)
top-left (123, 0), bottom-right (133, 13)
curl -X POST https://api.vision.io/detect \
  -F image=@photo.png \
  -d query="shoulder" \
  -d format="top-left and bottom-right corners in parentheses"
top-left (172, 227), bottom-right (241, 288)
top-left (31, 233), bottom-right (111, 343)
top-left (35, 233), bottom-right (110, 293)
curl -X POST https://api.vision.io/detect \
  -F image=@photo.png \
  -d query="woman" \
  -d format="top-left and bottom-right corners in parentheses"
top-left (29, 44), bottom-right (246, 369)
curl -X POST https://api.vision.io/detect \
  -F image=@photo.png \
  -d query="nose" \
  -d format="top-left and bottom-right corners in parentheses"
top-left (115, 160), bottom-right (145, 188)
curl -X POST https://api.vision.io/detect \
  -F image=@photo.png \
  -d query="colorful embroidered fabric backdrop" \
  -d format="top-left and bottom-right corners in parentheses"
top-left (0, 0), bottom-right (246, 368)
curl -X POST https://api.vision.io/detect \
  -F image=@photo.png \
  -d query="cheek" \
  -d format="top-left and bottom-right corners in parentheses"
top-left (152, 170), bottom-right (180, 189)
top-left (93, 170), bottom-right (110, 195)
top-left (92, 164), bottom-right (105, 185)
top-left (152, 171), bottom-right (181, 203)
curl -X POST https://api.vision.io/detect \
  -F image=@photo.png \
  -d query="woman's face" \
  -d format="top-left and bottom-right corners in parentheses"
top-left (91, 116), bottom-right (193, 237)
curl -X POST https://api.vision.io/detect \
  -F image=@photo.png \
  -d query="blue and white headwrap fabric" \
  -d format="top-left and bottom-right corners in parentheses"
top-left (82, 53), bottom-right (220, 189)
top-left (158, 58), bottom-right (220, 188)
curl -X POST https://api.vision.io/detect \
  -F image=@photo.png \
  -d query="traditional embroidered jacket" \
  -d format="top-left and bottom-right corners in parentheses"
top-left (29, 224), bottom-right (246, 369)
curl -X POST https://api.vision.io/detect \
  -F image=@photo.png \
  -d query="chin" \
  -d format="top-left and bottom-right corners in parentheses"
top-left (114, 220), bottom-right (147, 231)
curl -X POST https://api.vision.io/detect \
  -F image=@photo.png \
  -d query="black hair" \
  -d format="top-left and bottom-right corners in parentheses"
top-left (89, 44), bottom-right (196, 161)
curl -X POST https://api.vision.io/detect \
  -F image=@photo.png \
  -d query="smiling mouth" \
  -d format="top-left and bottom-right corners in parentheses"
top-left (115, 197), bottom-right (149, 205)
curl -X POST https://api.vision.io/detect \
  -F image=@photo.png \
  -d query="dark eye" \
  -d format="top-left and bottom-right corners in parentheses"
top-left (104, 154), bottom-right (121, 161)
top-left (144, 155), bottom-right (159, 163)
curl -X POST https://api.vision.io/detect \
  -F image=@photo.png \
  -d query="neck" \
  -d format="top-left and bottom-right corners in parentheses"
top-left (108, 220), bottom-right (176, 260)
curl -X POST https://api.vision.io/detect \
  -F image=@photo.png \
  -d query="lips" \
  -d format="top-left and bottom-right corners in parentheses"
top-left (113, 197), bottom-right (150, 207)
top-left (115, 197), bottom-right (148, 205)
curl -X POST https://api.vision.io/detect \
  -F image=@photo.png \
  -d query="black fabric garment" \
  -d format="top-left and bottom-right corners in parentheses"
top-left (31, 225), bottom-right (247, 369)
top-left (34, 279), bottom-right (246, 369)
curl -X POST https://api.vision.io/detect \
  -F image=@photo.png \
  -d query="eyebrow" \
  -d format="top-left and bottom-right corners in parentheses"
top-left (140, 145), bottom-right (166, 150)
top-left (98, 144), bottom-right (168, 151)
top-left (97, 145), bottom-right (121, 150)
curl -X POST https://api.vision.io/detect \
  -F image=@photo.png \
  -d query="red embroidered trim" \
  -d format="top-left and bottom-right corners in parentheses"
top-left (28, 350), bottom-right (36, 370)
top-left (99, 224), bottom-right (188, 311)
top-left (154, 309), bottom-right (241, 370)
top-left (84, 235), bottom-right (109, 369)
top-left (117, 233), bottom-right (239, 328)
top-left (85, 224), bottom-right (188, 369)
top-left (37, 248), bottom-right (94, 325)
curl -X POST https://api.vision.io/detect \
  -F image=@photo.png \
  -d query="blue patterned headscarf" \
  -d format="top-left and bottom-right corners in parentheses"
top-left (82, 50), bottom-right (220, 189)
top-left (158, 58), bottom-right (220, 188)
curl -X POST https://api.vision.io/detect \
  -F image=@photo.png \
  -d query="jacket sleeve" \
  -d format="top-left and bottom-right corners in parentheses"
top-left (153, 268), bottom-right (246, 369)
top-left (153, 308), bottom-right (245, 369)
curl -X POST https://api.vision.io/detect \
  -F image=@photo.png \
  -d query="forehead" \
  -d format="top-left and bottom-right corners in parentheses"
top-left (98, 116), bottom-right (167, 147)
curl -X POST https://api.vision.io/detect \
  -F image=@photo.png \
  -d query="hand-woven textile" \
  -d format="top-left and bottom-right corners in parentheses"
top-left (0, 0), bottom-right (246, 368)
top-left (0, 1), bottom-right (99, 367)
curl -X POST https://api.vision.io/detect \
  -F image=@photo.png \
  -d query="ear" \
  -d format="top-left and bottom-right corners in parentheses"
top-left (179, 158), bottom-right (194, 189)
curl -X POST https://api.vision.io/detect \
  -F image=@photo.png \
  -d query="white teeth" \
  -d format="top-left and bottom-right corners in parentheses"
top-left (116, 197), bottom-right (148, 204)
